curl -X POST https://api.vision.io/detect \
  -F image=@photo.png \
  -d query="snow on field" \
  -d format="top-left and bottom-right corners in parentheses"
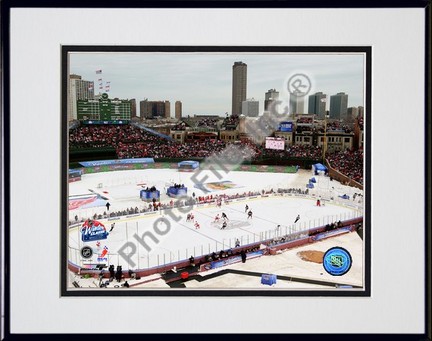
top-left (68, 168), bottom-right (364, 290)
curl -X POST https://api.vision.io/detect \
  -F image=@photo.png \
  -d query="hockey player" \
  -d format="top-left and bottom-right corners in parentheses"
top-left (109, 222), bottom-right (115, 232)
top-left (186, 213), bottom-right (191, 222)
top-left (245, 204), bottom-right (249, 213)
top-left (294, 214), bottom-right (300, 223)
top-left (221, 212), bottom-right (228, 221)
top-left (316, 199), bottom-right (321, 206)
top-left (221, 221), bottom-right (227, 230)
top-left (247, 210), bottom-right (253, 219)
top-left (214, 214), bottom-right (220, 222)
top-left (194, 221), bottom-right (200, 229)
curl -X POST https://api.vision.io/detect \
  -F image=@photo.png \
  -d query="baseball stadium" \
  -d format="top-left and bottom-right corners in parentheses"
top-left (66, 109), bottom-right (365, 292)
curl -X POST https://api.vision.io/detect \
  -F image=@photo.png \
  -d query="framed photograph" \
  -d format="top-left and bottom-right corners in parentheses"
top-left (2, 0), bottom-right (430, 337)
top-left (62, 46), bottom-right (370, 297)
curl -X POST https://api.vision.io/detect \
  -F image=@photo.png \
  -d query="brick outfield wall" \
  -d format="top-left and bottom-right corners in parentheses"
top-left (70, 217), bottom-right (363, 280)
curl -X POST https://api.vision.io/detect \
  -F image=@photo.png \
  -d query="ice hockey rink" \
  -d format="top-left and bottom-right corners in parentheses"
top-left (68, 167), bottom-right (364, 290)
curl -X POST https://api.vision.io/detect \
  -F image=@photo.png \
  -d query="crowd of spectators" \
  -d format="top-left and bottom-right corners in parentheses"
top-left (70, 123), bottom-right (361, 185)
top-left (296, 117), bottom-right (313, 124)
top-left (326, 149), bottom-right (363, 184)
top-left (69, 125), bottom-right (181, 158)
top-left (276, 187), bottom-right (309, 195)
top-left (69, 125), bottom-right (145, 148)
top-left (70, 124), bottom-right (323, 161)
top-left (262, 145), bottom-right (322, 159)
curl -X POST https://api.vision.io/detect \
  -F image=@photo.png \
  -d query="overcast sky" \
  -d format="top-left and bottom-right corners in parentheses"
top-left (69, 52), bottom-right (365, 117)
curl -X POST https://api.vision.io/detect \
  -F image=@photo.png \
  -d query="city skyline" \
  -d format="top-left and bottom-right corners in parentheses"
top-left (69, 53), bottom-right (365, 117)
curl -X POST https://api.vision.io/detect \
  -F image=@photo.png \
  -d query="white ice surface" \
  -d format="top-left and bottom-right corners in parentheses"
top-left (68, 168), bottom-right (363, 290)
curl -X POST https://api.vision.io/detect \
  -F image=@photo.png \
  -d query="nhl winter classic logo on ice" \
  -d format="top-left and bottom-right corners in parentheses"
top-left (323, 247), bottom-right (352, 276)
top-left (81, 219), bottom-right (109, 242)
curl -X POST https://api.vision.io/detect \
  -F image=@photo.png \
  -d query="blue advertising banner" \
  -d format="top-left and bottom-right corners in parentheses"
top-left (167, 186), bottom-right (187, 197)
top-left (79, 158), bottom-right (155, 167)
top-left (140, 189), bottom-right (160, 201)
top-left (279, 121), bottom-right (293, 132)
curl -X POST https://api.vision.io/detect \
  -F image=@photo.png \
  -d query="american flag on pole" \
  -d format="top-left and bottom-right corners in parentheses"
top-left (96, 69), bottom-right (102, 74)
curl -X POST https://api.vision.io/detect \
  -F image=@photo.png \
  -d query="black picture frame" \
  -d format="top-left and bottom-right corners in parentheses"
top-left (61, 45), bottom-right (371, 297)
top-left (1, 0), bottom-right (430, 339)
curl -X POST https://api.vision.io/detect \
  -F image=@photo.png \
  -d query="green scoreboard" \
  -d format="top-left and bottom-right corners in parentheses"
top-left (77, 93), bottom-right (131, 121)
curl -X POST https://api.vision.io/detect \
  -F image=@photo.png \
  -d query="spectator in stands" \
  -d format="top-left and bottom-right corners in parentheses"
top-left (128, 269), bottom-right (136, 279)
top-left (115, 265), bottom-right (122, 282)
top-left (108, 265), bottom-right (115, 281)
top-left (189, 255), bottom-right (195, 266)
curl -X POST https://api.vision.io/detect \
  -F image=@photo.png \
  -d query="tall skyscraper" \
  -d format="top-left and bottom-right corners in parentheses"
top-left (308, 92), bottom-right (327, 118)
top-left (175, 101), bottom-right (182, 120)
top-left (329, 92), bottom-right (349, 119)
top-left (346, 107), bottom-right (358, 122)
top-left (289, 91), bottom-right (305, 115)
top-left (130, 99), bottom-right (137, 117)
top-left (231, 61), bottom-right (247, 116)
top-left (241, 98), bottom-right (259, 117)
top-left (264, 89), bottom-right (279, 111)
top-left (164, 101), bottom-right (171, 118)
top-left (140, 99), bottom-right (171, 119)
top-left (68, 74), bottom-right (94, 121)
top-left (140, 99), bottom-right (152, 119)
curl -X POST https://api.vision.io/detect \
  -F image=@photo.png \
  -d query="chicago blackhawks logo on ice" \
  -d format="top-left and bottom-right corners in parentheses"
top-left (81, 219), bottom-right (109, 242)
